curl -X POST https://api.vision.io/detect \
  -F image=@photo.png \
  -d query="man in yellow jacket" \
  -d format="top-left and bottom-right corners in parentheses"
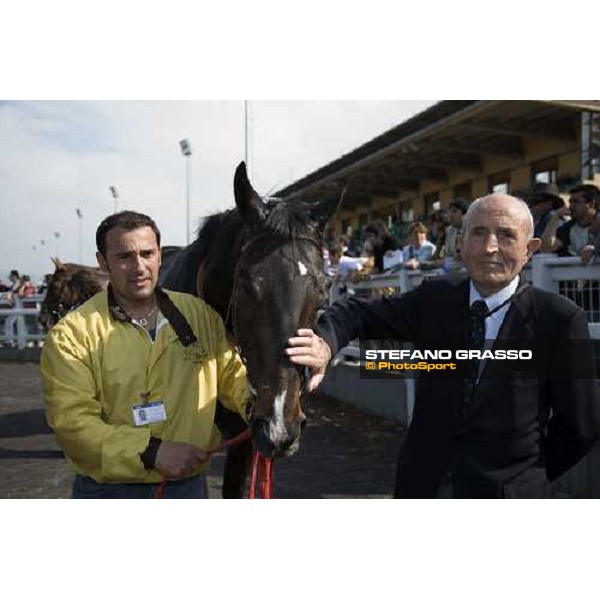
top-left (41, 211), bottom-right (249, 498)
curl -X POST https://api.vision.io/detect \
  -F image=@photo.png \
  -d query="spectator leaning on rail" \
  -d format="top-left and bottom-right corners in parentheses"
top-left (286, 193), bottom-right (600, 499)
top-left (41, 210), bottom-right (250, 499)
top-left (364, 220), bottom-right (399, 273)
top-left (402, 222), bottom-right (436, 270)
top-left (17, 275), bottom-right (35, 298)
top-left (540, 184), bottom-right (600, 260)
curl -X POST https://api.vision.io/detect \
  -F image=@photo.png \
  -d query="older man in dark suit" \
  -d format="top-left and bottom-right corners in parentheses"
top-left (286, 194), bottom-right (600, 498)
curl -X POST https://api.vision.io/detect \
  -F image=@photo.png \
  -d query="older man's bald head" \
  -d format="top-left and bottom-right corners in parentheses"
top-left (463, 194), bottom-right (535, 240)
top-left (460, 193), bottom-right (541, 296)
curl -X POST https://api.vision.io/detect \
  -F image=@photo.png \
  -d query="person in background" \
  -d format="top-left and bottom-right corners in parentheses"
top-left (524, 182), bottom-right (565, 240)
top-left (364, 220), bottom-right (399, 273)
top-left (446, 199), bottom-right (469, 260)
top-left (402, 222), bottom-right (436, 270)
top-left (17, 275), bottom-right (35, 298)
top-left (541, 184), bottom-right (600, 258)
top-left (3, 270), bottom-right (23, 346)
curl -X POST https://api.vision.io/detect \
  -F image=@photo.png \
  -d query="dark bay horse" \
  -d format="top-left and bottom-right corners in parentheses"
top-left (160, 161), bottom-right (340, 497)
top-left (39, 259), bottom-right (109, 331)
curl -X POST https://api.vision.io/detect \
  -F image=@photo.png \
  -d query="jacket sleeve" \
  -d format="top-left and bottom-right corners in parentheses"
top-left (315, 289), bottom-right (422, 355)
top-left (212, 313), bottom-right (250, 422)
top-left (545, 306), bottom-right (600, 480)
top-left (40, 326), bottom-right (151, 483)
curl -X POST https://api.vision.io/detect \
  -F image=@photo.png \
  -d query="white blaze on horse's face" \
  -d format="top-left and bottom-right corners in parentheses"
top-left (269, 388), bottom-right (288, 445)
top-left (297, 261), bottom-right (308, 276)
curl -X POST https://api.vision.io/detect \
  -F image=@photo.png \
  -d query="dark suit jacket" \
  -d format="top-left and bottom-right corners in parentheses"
top-left (316, 276), bottom-right (600, 498)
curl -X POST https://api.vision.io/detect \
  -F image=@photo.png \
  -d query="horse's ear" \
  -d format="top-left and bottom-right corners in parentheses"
top-left (234, 161), bottom-right (266, 225)
top-left (52, 257), bottom-right (66, 271)
top-left (309, 184), bottom-right (347, 228)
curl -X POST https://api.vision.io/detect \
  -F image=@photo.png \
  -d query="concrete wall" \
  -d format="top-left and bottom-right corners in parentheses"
top-left (319, 362), bottom-right (410, 424)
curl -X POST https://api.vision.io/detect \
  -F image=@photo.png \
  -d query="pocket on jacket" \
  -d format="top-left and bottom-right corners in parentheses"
top-left (509, 373), bottom-right (539, 429)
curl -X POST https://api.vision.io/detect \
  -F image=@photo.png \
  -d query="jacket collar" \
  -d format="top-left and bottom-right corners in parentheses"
top-left (107, 284), bottom-right (197, 347)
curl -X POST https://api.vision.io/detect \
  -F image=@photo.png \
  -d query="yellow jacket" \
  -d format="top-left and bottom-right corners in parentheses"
top-left (41, 288), bottom-right (249, 484)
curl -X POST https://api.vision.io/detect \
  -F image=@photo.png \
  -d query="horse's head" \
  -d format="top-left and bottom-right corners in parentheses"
top-left (39, 259), bottom-right (108, 330)
top-left (232, 162), bottom-right (340, 458)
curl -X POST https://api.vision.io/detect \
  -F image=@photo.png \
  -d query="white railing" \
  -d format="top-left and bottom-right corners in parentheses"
top-left (0, 294), bottom-right (46, 350)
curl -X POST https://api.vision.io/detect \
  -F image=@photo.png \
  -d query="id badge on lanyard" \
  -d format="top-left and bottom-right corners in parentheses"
top-left (132, 392), bottom-right (167, 427)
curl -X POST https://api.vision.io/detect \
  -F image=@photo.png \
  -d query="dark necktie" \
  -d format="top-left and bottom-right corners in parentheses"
top-left (463, 299), bottom-right (489, 405)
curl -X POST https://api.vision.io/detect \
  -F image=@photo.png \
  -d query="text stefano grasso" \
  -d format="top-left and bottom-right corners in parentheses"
top-left (363, 349), bottom-right (533, 361)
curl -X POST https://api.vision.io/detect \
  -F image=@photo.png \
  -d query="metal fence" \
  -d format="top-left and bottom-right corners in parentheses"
top-left (0, 293), bottom-right (46, 350)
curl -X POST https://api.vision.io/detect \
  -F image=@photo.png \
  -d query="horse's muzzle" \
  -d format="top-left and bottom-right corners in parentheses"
top-left (251, 417), bottom-right (302, 458)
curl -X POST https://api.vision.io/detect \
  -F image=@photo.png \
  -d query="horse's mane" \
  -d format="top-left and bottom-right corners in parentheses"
top-left (195, 209), bottom-right (241, 255)
top-left (54, 261), bottom-right (107, 275)
top-left (262, 199), bottom-right (316, 239)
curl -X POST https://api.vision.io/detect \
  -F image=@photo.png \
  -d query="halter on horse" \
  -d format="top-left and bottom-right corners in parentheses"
top-left (160, 162), bottom-right (341, 494)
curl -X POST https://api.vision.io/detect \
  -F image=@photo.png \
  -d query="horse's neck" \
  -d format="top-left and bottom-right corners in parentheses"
top-left (197, 220), bottom-right (246, 325)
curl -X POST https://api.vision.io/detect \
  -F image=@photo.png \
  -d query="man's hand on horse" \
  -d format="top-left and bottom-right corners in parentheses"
top-left (286, 328), bottom-right (332, 393)
top-left (154, 441), bottom-right (208, 480)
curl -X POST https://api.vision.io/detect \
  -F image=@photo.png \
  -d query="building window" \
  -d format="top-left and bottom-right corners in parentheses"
top-left (581, 111), bottom-right (600, 181)
top-left (488, 171), bottom-right (511, 194)
top-left (400, 201), bottom-right (414, 223)
top-left (532, 156), bottom-right (558, 185)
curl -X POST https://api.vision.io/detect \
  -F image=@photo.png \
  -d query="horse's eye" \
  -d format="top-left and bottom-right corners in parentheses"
top-left (239, 277), bottom-right (254, 295)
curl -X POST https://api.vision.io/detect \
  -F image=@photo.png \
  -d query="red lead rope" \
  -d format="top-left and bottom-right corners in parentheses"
top-left (249, 451), bottom-right (274, 499)
top-left (155, 429), bottom-right (274, 499)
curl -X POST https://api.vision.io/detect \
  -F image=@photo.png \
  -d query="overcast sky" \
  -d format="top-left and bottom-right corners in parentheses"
top-left (0, 100), bottom-right (434, 282)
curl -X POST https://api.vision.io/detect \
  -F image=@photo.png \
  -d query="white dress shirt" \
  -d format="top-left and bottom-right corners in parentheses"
top-left (469, 276), bottom-right (519, 343)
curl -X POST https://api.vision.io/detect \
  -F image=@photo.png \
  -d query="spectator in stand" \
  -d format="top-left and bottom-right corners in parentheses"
top-left (524, 182), bottom-right (565, 240)
top-left (364, 220), bottom-right (399, 273)
top-left (328, 245), bottom-right (368, 282)
top-left (541, 184), bottom-right (600, 259)
top-left (420, 210), bottom-right (450, 271)
top-left (447, 199), bottom-right (468, 259)
top-left (432, 209), bottom-right (450, 257)
top-left (17, 275), bottom-right (36, 298)
top-left (3, 270), bottom-right (23, 346)
top-left (402, 222), bottom-right (436, 270)
top-left (8, 270), bottom-right (21, 294)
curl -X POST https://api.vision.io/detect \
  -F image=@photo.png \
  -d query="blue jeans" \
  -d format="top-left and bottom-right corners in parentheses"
top-left (71, 473), bottom-right (207, 499)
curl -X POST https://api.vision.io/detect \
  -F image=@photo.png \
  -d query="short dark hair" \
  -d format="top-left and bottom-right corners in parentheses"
top-left (364, 220), bottom-right (388, 237)
top-left (569, 184), bottom-right (600, 208)
top-left (449, 199), bottom-right (469, 214)
top-left (96, 211), bottom-right (161, 256)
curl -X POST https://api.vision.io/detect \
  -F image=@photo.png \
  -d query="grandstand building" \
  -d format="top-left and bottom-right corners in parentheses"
top-left (277, 100), bottom-right (600, 239)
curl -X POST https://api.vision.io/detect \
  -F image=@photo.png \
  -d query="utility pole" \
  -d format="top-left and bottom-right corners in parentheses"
top-left (179, 139), bottom-right (192, 245)
top-left (76, 208), bottom-right (83, 263)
